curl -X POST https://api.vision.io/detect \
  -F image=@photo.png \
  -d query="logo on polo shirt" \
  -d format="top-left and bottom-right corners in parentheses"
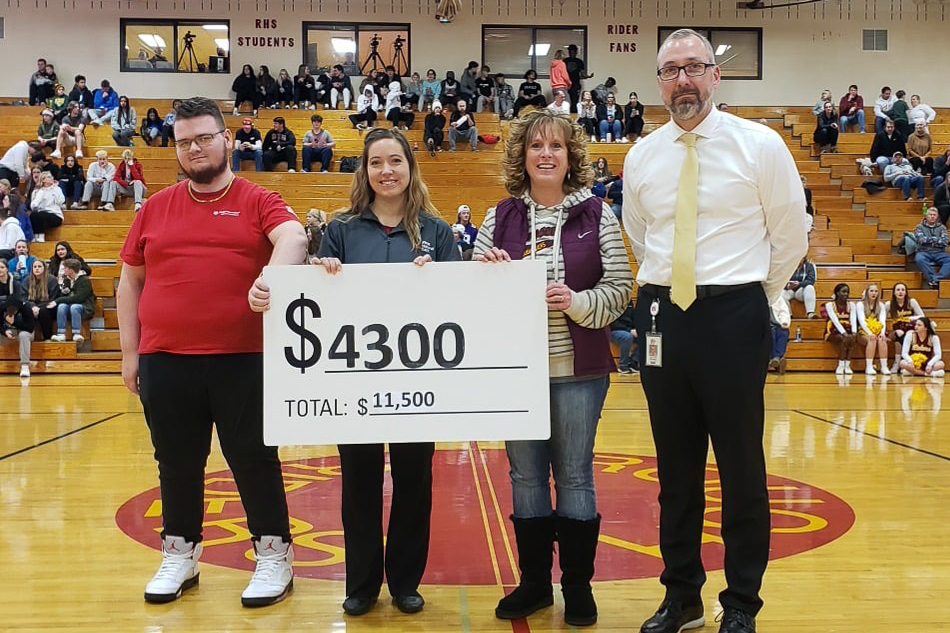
top-left (420, 240), bottom-right (434, 254)
top-left (213, 209), bottom-right (241, 217)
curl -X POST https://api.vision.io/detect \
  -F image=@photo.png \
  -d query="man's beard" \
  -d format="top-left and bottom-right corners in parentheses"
top-left (665, 89), bottom-right (706, 121)
top-left (179, 150), bottom-right (228, 185)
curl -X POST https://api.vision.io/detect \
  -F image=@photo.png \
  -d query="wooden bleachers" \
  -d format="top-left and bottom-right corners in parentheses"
top-left (2, 99), bottom-right (949, 373)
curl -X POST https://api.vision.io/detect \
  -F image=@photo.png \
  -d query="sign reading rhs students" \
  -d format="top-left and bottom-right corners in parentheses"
top-left (262, 261), bottom-right (551, 445)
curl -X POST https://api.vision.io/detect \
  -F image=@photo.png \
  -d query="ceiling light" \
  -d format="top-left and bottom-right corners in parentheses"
top-left (214, 38), bottom-right (229, 51)
top-left (529, 43), bottom-right (551, 56)
top-left (332, 38), bottom-right (356, 54)
top-left (202, 24), bottom-right (228, 31)
top-left (138, 34), bottom-right (166, 48)
top-left (715, 44), bottom-right (731, 55)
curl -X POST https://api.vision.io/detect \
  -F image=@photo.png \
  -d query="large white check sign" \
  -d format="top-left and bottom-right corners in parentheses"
top-left (263, 261), bottom-right (551, 445)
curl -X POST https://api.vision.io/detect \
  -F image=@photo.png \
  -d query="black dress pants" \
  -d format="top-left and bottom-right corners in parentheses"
top-left (138, 352), bottom-right (291, 543)
top-left (635, 284), bottom-right (771, 616)
top-left (338, 441), bottom-right (434, 599)
top-left (263, 147), bottom-right (297, 171)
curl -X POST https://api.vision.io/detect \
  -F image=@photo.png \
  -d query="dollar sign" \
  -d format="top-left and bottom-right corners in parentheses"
top-left (284, 293), bottom-right (322, 373)
top-left (358, 398), bottom-right (367, 416)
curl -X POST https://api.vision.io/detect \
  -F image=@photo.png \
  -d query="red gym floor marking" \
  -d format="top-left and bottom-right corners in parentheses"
top-left (116, 448), bottom-right (855, 584)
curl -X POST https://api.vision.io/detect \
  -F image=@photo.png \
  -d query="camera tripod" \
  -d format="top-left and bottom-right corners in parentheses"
top-left (391, 42), bottom-right (409, 76)
top-left (178, 39), bottom-right (200, 72)
top-left (360, 37), bottom-right (386, 74)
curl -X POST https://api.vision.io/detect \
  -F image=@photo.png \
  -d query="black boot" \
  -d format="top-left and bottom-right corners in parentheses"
top-left (494, 514), bottom-right (555, 619)
top-left (557, 513), bottom-right (601, 626)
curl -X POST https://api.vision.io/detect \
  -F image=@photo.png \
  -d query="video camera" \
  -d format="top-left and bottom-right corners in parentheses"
top-left (183, 30), bottom-right (195, 46)
top-left (369, 33), bottom-right (381, 48)
top-left (393, 35), bottom-right (405, 49)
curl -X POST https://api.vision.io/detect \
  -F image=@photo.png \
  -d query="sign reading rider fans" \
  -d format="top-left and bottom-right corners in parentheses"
top-left (237, 19), bottom-right (295, 48)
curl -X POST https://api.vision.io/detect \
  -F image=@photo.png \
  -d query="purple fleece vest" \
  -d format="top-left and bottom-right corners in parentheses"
top-left (494, 196), bottom-right (616, 376)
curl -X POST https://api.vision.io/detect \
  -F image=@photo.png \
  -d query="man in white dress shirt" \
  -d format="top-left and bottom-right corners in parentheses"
top-left (622, 29), bottom-right (808, 633)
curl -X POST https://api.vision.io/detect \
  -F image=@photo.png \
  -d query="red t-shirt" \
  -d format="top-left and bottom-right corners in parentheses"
top-left (120, 176), bottom-right (298, 354)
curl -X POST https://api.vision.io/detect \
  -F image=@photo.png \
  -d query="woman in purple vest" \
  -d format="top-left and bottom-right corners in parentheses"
top-left (473, 109), bottom-right (633, 627)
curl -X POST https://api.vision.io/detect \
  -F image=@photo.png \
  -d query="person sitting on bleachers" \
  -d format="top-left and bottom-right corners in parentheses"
top-left (49, 84), bottom-right (68, 122)
top-left (100, 95), bottom-right (138, 147)
top-left (0, 196), bottom-right (26, 261)
top-left (856, 282), bottom-right (890, 375)
top-left (811, 89), bottom-right (833, 116)
top-left (75, 150), bottom-right (116, 211)
top-left (51, 101), bottom-right (86, 159)
top-left (349, 87), bottom-right (379, 130)
top-left (305, 208), bottom-right (327, 257)
top-left (21, 258), bottom-right (59, 342)
top-left (439, 70), bottom-right (462, 108)
top-left (49, 258), bottom-right (96, 343)
top-left (610, 300), bottom-right (639, 374)
top-left (886, 90), bottom-right (912, 139)
top-left (908, 94), bottom-right (936, 128)
top-left (886, 282), bottom-right (925, 373)
top-left (873, 86), bottom-right (897, 135)
top-left (403, 72), bottom-right (423, 110)
top-left (934, 178), bottom-right (950, 226)
top-left (328, 64), bottom-right (353, 109)
top-left (57, 154), bottom-right (85, 206)
top-left (383, 82), bottom-right (415, 130)
top-left (493, 73), bottom-right (514, 120)
top-left (623, 92), bottom-right (645, 143)
top-left (1, 270), bottom-right (33, 377)
top-left (8, 239), bottom-right (38, 282)
top-left (932, 147), bottom-right (950, 191)
top-left (906, 122), bottom-right (934, 175)
top-left (291, 64), bottom-right (316, 110)
top-left (256, 65), bottom-right (277, 109)
top-left (25, 166), bottom-right (42, 209)
top-left (456, 204), bottom-right (478, 251)
top-left (67, 75), bottom-right (94, 116)
top-left (474, 66), bottom-right (494, 114)
top-left (592, 76), bottom-right (617, 106)
top-left (111, 149), bottom-right (147, 211)
top-left (140, 108), bottom-right (163, 146)
top-left (596, 92), bottom-right (624, 142)
top-left (262, 116), bottom-right (297, 172)
top-left (420, 69), bottom-right (441, 112)
top-left (0, 180), bottom-right (28, 245)
top-left (36, 109), bottom-right (59, 150)
top-left (825, 283), bottom-right (856, 375)
top-left (768, 296), bottom-right (791, 374)
top-left (899, 316), bottom-right (945, 377)
top-left (28, 58), bottom-right (56, 105)
top-left (838, 84), bottom-right (866, 132)
top-left (423, 101), bottom-right (445, 155)
top-left (302, 114), bottom-right (336, 173)
top-left (0, 141), bottom-right (43, 189)
top-left (783, 256), bottom-right (818, 318)
top-left (160, 99), bottom-right (181, 148)
top-left (884, 152), bottom-right (925, 201)
top-left (576, 90), bottom-right (598, 142)
top-left (232, 118), bottom-right (263, 172)
top-left (149, 47), bottom-right (168, 64)
top-left (607, 171), bottom-right (623, 220)
top-left (232, 64), bottom-right (262, 116)
top-left (813, 101), bottom-right (838, 153)
top-left (49, 240), bottom-right (92, 284)
top-left (914, 207), bottom-right (950, 288)
top-left (448, 99), bottom-right (478, 152)
top-left (869, 119), bottom-right (905, 173)
top-left (89, 79), bottom-right (119, 125)
top-left (513, 70), bottom-right (546, 118)
top-left (546, 90), bottom-right (570, 115)
top-left (273, 68), bottom-right (294, 109)
top-left (29, 172), bottom-right (64, 241)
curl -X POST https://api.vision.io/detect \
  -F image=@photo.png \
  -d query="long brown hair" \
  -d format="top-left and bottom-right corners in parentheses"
top-left (27, 260), bottom-right (50, 302)
top-left (888, 282), bottom-right (913, 319)
top-left (343, 127), bottom-right (438, 250)
top-left (502, 109), bottom-right (593, 197)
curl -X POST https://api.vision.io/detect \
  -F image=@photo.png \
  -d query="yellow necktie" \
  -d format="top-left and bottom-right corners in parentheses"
top-left (671, 132), bottom-right (699, 309)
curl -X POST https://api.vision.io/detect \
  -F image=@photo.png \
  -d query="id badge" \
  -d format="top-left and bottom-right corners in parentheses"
top-left (645, 332), bottom-right (663, 367)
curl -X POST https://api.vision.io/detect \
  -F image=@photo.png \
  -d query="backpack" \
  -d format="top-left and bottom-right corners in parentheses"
top-left (339, 156), bottom-right (360, 173)
top-left (899, 231), bottom-right (918, 256)
top-left (477, 133), bottom-right (500, 144)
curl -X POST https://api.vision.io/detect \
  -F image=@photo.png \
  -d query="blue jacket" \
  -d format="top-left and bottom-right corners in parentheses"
top-left (8, 254), bottom-right (38, 282)
top-left (94, 88), bottom-right (119, 110)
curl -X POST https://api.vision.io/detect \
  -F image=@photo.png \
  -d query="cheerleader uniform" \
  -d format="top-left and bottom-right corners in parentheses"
top-left (902, 331), bottom-right (944, 375)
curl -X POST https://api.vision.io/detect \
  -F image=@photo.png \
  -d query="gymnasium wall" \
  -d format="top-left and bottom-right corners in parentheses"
top-left (0, 0), bottom-right (947, 107)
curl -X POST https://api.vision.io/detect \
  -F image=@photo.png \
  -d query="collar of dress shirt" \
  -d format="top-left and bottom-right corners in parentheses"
top-left (668, 105), bottom-right (721, 141)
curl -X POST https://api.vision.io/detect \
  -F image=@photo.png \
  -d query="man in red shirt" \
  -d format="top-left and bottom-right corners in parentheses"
top-left (117, 97), bottom-right (307, 607)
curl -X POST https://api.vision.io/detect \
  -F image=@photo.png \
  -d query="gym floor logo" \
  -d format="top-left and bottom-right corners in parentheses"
top-left (116, 450), bottom-right (854, 584)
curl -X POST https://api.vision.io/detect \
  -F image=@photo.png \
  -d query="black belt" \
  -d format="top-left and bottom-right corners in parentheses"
top-left (641, 282), bottom-right (761, 302)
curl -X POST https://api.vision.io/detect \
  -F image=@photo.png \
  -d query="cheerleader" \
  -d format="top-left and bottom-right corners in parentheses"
top-left (824, 283), bottom-right (856, 374)
top-left (856, 283), bottom-right (889, 374)
top-left (885, 282), bottom-right (924, 373)
top-left (900, 316), bottom-right (945, 377)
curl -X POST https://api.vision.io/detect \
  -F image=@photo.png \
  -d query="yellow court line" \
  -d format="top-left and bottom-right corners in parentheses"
top-left (476, 441), bottom-right (520, 585)
top-left (466, 441), bottom-right (504, 587)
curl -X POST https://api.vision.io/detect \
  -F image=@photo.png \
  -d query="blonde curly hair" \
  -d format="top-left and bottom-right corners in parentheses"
top-left (501, 109), bottom-right (594, 197)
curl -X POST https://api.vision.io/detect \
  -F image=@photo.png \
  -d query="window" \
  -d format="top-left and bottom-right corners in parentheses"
top-left (482, 26), bottom-right (586, 78)
top-left (862, 29), bottom-right (887, 52)
top-left (0, 18), bottom-right (5, 40)
top-left (303, 23), bottom-right (410, 77)
top-left (657, 27), bottom-right (762, 80)
top-left (120, 19), bottom-right (230, 73)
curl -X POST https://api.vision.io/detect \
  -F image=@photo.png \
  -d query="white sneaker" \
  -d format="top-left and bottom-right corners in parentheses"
top-left (880, 362), bottom-right (891, 375)
top-left (901, 368), bottom-right (913, 376)
top-left (890, 361), bottom-right (901, 374)
top-left (75, 150), bottom-right (83, 158)
top-left (50, 334), bottom-right (66, 342)
top-left (34, 233), bottom-right (45, 242)
top-left (241, 536), bottom-right (294, 607)
top-left (134, 202), bottom-right (142, 212)
top-left (104, 202), bottom-right (115, 211)
top-left (232, 108), bottom-right (239, 116)
top-left (835, 361), bottom-right (845, 375)
top-left (72, 334), bottom-right (84, 343)
top-left (620, 136), bottom-right (628, 142)
top-left (843, 363), bottom-right (853, 374)
top-left (50, 149), bottom-right (62, 158)
top-left (287, 169), bottom-right (296, 173)
top-left (866, 364), bottom-right (876, 375)
top-left (145, 536), bottom-right (203, 603)
top-left (932, 369), bottom-right (945, 377)
top-left (19, 364), bottom-right (30, 378)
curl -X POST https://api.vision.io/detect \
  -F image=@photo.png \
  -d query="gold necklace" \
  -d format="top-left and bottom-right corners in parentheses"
top-left (187, 175), bottom-right (235, 203)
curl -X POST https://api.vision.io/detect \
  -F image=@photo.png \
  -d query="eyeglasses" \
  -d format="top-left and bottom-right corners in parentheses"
top-left (657, 62), bottom-right (716, 82)
top-left (174, 130), bottom-right (225, 151)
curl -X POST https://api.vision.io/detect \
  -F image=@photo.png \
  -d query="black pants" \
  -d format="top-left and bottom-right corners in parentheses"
top-left (813, 127), bottom-right (838, 147)
top-left (33, 305), bottom-right (55, 339)
top-left (263, 147), bottom-right (297, 171)
top-left (235, 90), bottom-right (262, 110)
top-left (568, 84), bottom-right (581, 113)
top-left (30, 82), bottom-right (54, 105)
top-left (624, 116), bottom-right (644, 137)
top-left (387, 108), bottom-right (415, 128)
top-left (635, 284), bottom-right (771, 616)
top-left (349, 109), bottom-right (378, 128)
top-left (138, 352), bottom-right (291, 543)
top-left (909, 156), bottom-right (934, 174)
top-left (0, 166), bottom-right (19, 189)
top-left (160, 124), bottom-right (175, 147)
top-left (339, 441), bottom-right (434, 599)
top-left (30, 211), bottom-right (63, 234)
top-left (424, 127), bottom-right (443, 148)
top-left (513, 95), bottom-right (547, 117)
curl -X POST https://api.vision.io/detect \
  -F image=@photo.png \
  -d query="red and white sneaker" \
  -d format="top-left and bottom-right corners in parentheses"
top-left (241, 536), bottom-right (294, 607)
top-left (144, 535), bottom-right (202, 603)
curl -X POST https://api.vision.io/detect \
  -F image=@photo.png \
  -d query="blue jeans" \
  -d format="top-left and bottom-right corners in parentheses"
top-left (232, 148), bottom-right (263, 171)
top-left (59, 180), bottom-right (83, 202)
top-left (505, 375), bottom-right (609, 521)
top-left (598, 119), bottom-right (621, 140)
top-left (932, 175), bottom-right (945, 190)
top-left (915, 250), bottom-right (950, 284)
top-left (839, 109), bottom-right (865, 132)
top-left (875, 156), bottom-right (891, 173)
top-left (874, 116), bottom-right (888, 134)
top-left (771, 326), bottom-right (789, 359)
top-left (610, 330), bottom-right (638, 369)
top-left (302, 146), bottom-right (333, 172)
top-left (894, 174), bottom-right (925, 199)
top-left (56, 303), bottom-right (83, 333)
